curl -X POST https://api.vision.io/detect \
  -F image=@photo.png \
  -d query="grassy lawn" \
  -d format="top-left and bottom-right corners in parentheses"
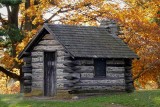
top-left (0, 90), bottom-right (160, 107)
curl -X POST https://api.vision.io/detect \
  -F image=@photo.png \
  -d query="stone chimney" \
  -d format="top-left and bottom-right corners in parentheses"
top-left (100, 19), bottom-right (120, 37)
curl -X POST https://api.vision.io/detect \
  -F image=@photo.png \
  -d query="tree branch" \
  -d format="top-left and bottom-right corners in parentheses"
top-left (0, 66), bottom-right (20, 81)
top-left (133, 60), bottom-right (159, 81)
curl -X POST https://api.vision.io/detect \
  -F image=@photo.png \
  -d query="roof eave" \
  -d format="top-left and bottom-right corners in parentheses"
top-left (18, 27), bottom-right (47, 59)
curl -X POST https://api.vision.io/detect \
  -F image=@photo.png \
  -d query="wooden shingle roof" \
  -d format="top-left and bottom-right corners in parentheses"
top-left (18, 24), bottom-right (138, 59)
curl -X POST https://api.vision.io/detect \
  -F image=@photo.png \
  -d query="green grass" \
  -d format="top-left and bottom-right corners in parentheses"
top-left (1, 90), bottom-right (160, 107)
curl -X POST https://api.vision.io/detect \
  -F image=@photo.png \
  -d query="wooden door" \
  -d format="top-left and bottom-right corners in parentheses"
top-left (44, 52), bottom-right (56, 96)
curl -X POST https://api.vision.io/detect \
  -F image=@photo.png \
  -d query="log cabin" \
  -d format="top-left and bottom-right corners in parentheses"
top-left (18, 20), bottom-right (138, 97)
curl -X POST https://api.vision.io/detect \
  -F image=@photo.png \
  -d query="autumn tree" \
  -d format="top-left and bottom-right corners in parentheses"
top-left (0, 0), bottom-right (159, 93)
top-left (0, 0), bottom-right (106, 93)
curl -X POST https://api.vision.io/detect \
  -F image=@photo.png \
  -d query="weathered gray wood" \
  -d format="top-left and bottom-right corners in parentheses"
top-left (32, 63), bottom-right (43, 69)
top-left (24, 73), bottom-right (32, 77)
top-left (57, 73), bottom-right (69, 78)
top-left (106, 67), bottom-right (125, 72)
top-left (33, 45), bottom-right (63, 51)
top-left (24, 86), bottom-right (31, 93)
top-left (32, 74), bottom-right (43, 81)
top-left (22, 66), bottom-right (32, 73)
top-left (78, 79), bottom-right (125, 85)
top-left (71, 85), bottom-right (125, 91)
top-left (80, 73), bottom-right (94, 78)
top-left (57, 51), bottom-right (70, 57)
top-left (24, 80), bottom-right (32, 86)
top-left (106, 59), bottom-right (125, 65)
top-left (73, 60), bottom-right (93, 66)
top-left (32, 81), bottom-right (43, 88)
top-left (23, 57), bottom-right (32, 63)
top-left (23, 76), bottom-right (32, 80)
top-left (75, 66), bottom-right (94, 72)
top-left (106, 73), bottom-right (124, 78)
top-left (57, 63), bottom-right (66, 68)
top-left (39, 40), bottom-right (59, 45)
top-left (32, 69), bottom-right (43, 73)
top-left (64, 73), bottom-right (80, 80)
top-left (63, 67), bottom-right (74, 73)
top-left (63, 61), bottom-right (78, 67)
top-left (31, 52), bottom-right (43, 56)
top-left (42, 34), bottom-right (54, 40)
top-left (32, 57), bottom-right (43, 63)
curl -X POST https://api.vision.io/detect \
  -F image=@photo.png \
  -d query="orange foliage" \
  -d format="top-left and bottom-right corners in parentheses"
top-left (1, 0), bottom-right (160, 93)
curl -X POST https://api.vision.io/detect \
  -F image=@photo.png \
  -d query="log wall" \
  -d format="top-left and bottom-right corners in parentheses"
top-left (63, 59), bottom-right (127, 93)
top-left (31, 34), bottom-right (70, 95)
top-left (22, 54), bottom-right (32, 93)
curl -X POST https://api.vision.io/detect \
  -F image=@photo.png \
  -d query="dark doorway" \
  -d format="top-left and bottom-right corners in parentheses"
top-left (44, 52), bottom-right (56, 96)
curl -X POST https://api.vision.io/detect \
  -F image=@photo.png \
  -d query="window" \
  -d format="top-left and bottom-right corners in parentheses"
top-left (94, 59), bottom-right (106, 77)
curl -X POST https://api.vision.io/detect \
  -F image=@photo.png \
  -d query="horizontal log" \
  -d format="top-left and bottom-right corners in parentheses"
top-left (125, 76), bottom-right (133, 80)
top-left (23, 76), bottom-right (32, 80)
top-left (24, 73), bottom-right (32, 77)
top-left (80, 73), bottom-right (94, 78)
top-left (39, 39), bottom-right (59, 45)
top-left (23, 52), bottom-right (31, 57)
top-left (22, 68), bottom-right (32, 73)
top-left (32, 74), bottom-right (43, 81)
top-left (106, 73), bottom-right (124, 78)
top-left (63, 73), bottom-right (80, 80)
top-left (106, 59), bottom-right (125, 65)
top-left (125, 73), bottom-right (132, 77)
top-left (125, 80), bottom-right (133, 84)
top-left (42, 34), bottom-right (53, 40)
top-left (125, 66), bottom-right (132, 71)
top-left (64, 83), bottom-right (74, 87)
top-left (32, 69), bottom-right (43, 73)
top-left (63, 67), bottom-right (74, 73)
top-left (106, 64), bottom-right (125, 67)
top-left (33, 45), bottom-right (63, 51)
top-left (70, 85), bottom-right (125, 91)
top-left (24, 80), bottom-right (32, 86)
top-left (64, 57), bottom-right (74, 60)
top-left (57, 56), bottom-right (73, 61)
top-left (75, 66), bottom-right (94, 73)
top-left (56, 71), bottom-right (69, 76)
top-left (78, 79), bottom-right (125, 85)
top-left (75, 83), bottom-right (126, 87)
top-left (106, 67), bottom-right (125, 72)
top-left (22, 65), bottom-right (32, 68)
top-left (22, 65), bottom-right (32, 73)
top-left (32, 57), bottom-right (43, 63)
top-left (32, 63), bottom-right (43, 69)
top-left (24, 86), bottom-right (31, 93)
top-left (32, 81), bottom-right (43, 88)
top-left (31, 52), bottom-right (43, 56)
top-left (57, 79), bottom-right (80, 87)
top-left (57, 51), bottom-right (70, 57)
top-left (63, 62), bottom-right (78, 67)
top-left (57, 63), bottom-right (66, 68)
top-left (64, 75), bottom-right (80, 80)
top-left (23, 57), bottom-right (32, 63)
top-left (63, 67), bottom-right (81, 73)
top-left (73, 60), bottom-right (93, 66)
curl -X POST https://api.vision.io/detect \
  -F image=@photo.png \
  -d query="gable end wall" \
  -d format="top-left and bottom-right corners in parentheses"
top-left (31, 34), bottom-right (70, 96)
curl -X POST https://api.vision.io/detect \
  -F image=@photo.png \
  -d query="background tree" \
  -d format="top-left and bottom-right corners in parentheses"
top-left (0, 0), bottom-right (159, 93)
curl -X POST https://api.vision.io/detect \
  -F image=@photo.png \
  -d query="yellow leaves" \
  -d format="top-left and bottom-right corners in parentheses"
top-left (0, 72), bottom-right (20, 94)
